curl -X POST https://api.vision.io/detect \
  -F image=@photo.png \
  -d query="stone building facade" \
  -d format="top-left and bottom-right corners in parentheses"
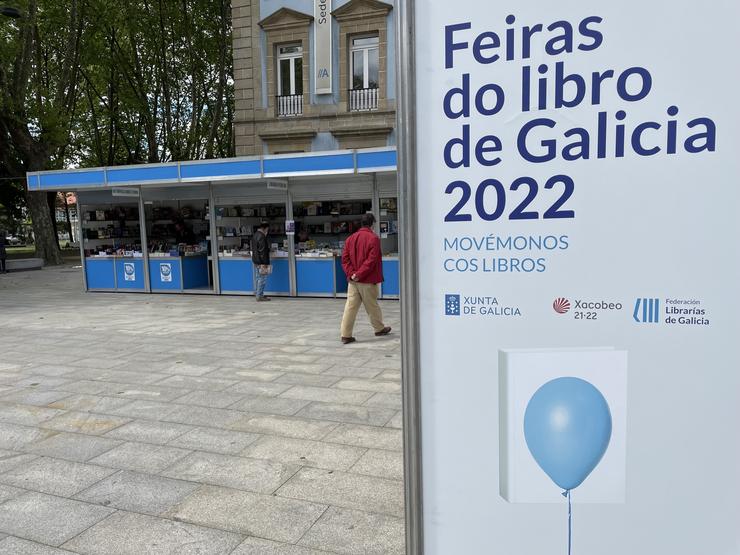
top-left (232, 0), bottom-right (396, 155)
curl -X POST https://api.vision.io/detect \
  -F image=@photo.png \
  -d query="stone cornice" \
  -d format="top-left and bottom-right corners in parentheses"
top-left (332, 0), bottom-right (392, 23)
top-left (258, 8), bottom-right (313, 32)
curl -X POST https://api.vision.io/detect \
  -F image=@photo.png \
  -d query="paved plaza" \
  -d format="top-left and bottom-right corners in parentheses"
top-left (0, 266), bottom-right (404, 554)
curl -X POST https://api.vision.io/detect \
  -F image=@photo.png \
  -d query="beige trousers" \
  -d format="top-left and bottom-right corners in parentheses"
top-left (340, 282), bottom-right (385, 337)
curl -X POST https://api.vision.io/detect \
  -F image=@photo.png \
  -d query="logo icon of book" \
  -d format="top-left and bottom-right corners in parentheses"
top-left (633, 298), bottom-right (660, 323)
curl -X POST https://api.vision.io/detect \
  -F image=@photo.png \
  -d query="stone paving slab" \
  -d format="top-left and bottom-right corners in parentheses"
top-left (0, 266), bottom-right (403, 554)
top-left (73, 470), bottom-right (200, 515)
top-left (230, 395), bottom-right (311, 416)
top-left (277, 468), bottom-right (404, 518)
top-left (242, 437), bottom-right (366, 471)
top-left (88, 442), bottom-right (192, 474)
top-left (333, 378), bottom-right (402, 394)
top-left (0, 403), bottom-right (63, 427)
top-left (0, 457), bottom-right (116, 497)
top-left (231, 537), bottom-right (334, 555)
top-left (364, 392), bottom-right (403, 409)
top-left (0, 536), bottom-right (77, 554)
top-left (386, 411), bottom-right (403, 429)
top-left (0, 449), bottom-right (38, 474)
top-left (323, 424), bottom-right (403, 451)
top-left (0, 423), bottom-right (58, 451)
top-left (0, 389), bottom-right (72, 406)
top-left (0, 483), bottom-right (25, 504)
top-left (103, 419), bottom-right (192, 444)
top-left (296, 403), bottom-right (396, 427)
top-left (173, 389), bottom-right (246, 409)
top-left (167, 427), bottom-right (261, 455)
top-left (230, 414), bottom-right (339, 440)
top-left (26, 433), bottom-right (121, 463)
top-left (46, 394), bottom-right (131, 414)
top-left (165, 485), bottom-right (326, 543)
top-left (298, 507), bottom-right (405, 555)
top-left (165, 404), bottom-right (243, 428)
top-left (280, 385), bottom-right (374, 406)
top-left (61, 511), bottom-right (243, 555)
top-left (274, 373), bottom-right (342, 388)
top-left (0, 491), bottom-right (114, 546)
top-left (161, 451), bottom-right (299, 494)
top-left (350, 449), bottom-right (404, 481)
top-left (39, 411), bottom-right (130, 435)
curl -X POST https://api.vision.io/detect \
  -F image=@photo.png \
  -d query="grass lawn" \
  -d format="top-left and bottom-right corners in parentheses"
top-left (7, 246), bottom-right (81, 263)
top-left (5, 246), bottom-right (35, 259)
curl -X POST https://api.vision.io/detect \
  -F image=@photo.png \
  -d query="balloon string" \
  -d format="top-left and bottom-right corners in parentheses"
top-left (562, 489), bottom-right (572, 555)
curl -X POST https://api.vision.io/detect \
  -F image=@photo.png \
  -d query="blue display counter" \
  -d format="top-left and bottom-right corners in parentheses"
top-left (218, 257), bottom-right (254, 293)
top-left (85, 253), bottom-right (398, 298)
top-left (86, 257), bottom-right (145, 291)
top-left (218, 256), bottom-right (290, 295)
top-left (331, 255), bottom-right (399, 298)
top-left (381, 257), bottom-right (400, 298)
top-left (335, 257), bottom-right (349, 295)
top-left (85, 258), bottom-right (116, 290)
top-left (115, 258), bottom-right (145, 290)
top-left (264, 258), bottom-right (291, 295)
top-left (149, 255), bottom-right (209, 292)
top-left (297, 257), bottom-right (336, 296)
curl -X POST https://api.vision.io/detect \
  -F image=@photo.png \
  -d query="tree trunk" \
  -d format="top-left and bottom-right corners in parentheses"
top-left (47, 192), bottom-right (60, 249)
top-left (26, 190), bottom-right (63, 264)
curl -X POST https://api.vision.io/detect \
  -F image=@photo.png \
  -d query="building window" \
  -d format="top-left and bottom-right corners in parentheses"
top-left (349, 35), bottom-right (379, 111)
top-left (277, 44), bottom-right (303, 116)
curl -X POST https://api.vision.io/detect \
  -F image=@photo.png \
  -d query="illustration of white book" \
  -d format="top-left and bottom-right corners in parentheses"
top-left (499, 347), bottom-right (628, 504)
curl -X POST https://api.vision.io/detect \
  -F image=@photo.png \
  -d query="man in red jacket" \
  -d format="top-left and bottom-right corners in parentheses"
top-left (340, 213), bottom-right (391, 344)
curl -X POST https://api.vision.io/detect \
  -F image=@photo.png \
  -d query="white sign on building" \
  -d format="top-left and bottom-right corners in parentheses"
top-left (399, 2), bottom-right (740, 554)
top-left (314, 0), bottom-right (332, 94)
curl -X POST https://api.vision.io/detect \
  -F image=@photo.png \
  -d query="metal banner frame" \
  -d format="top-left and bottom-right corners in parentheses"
top-left (395, 1), bottom-right (424, 553)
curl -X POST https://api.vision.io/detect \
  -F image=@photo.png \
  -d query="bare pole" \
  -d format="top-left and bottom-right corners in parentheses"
top-left (395, 0), bottom-right (423, 553)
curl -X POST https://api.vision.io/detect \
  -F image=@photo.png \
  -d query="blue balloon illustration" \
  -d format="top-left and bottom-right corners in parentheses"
top-left (524, 377), bottom-right (612, 491)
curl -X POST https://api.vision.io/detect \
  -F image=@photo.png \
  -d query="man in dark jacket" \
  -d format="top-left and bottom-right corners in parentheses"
top-left (251, 222), bottom-right (271, 301)
top-left (340, 213), bottom-right (391, 344)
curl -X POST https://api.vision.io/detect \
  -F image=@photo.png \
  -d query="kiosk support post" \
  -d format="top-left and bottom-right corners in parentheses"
top-left (77, 199), bottom-right (88, 291)
top-left (286, 182), bottom-right (297, 297)
top-left (372, 173), bottom-right (380, 236)
top-left (138, 190), bottom-right (151, 293)
top-left (209, 184), bottom-right (221, 294)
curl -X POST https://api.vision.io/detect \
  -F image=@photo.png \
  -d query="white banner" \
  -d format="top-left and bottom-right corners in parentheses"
top-left (411, 2), bottom-right (740, 554)
top-left (314, 0), bottom-right (332, 94)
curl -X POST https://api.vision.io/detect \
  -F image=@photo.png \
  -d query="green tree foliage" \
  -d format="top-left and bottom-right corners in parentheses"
top-left (0, 0), bottom-right (234, 263)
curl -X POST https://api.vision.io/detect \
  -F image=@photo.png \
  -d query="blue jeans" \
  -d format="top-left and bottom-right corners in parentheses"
top-left (254, 266), bottom-right (267, 297)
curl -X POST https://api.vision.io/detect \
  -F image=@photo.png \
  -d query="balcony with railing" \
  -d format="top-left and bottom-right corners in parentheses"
top-left (348, 87), bottom-right (379, 112)
top-left (276, 94), bottom-right (303, 117)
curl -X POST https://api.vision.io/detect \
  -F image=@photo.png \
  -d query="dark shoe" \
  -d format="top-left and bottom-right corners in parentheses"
top-left (375, 326), bottom-right (392, 336)
top-left (341, 336), bottom-right (356, 344)
top-left (256, 296), bottom-right (271, 302)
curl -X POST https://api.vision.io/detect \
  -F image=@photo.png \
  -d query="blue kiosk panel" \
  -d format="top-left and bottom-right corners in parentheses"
top-left (115, 258), bottom-right (145, 290)
top-left (182, 255), bottom-right (210, 289)
top-left (382, 258), bottom-right (400, 297)
top-left (219, 258), bottom-right (254, 292)
top-left (149, 258), bottom-right (182, 291)
top-left (85, 258), bottom-right (115, 289)
top-left (265, 258), bottom-right (290, 294)
top-left (335, 257), bottom-right (348, 295)
top-left (296, 258), bottom-right (335, 296)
